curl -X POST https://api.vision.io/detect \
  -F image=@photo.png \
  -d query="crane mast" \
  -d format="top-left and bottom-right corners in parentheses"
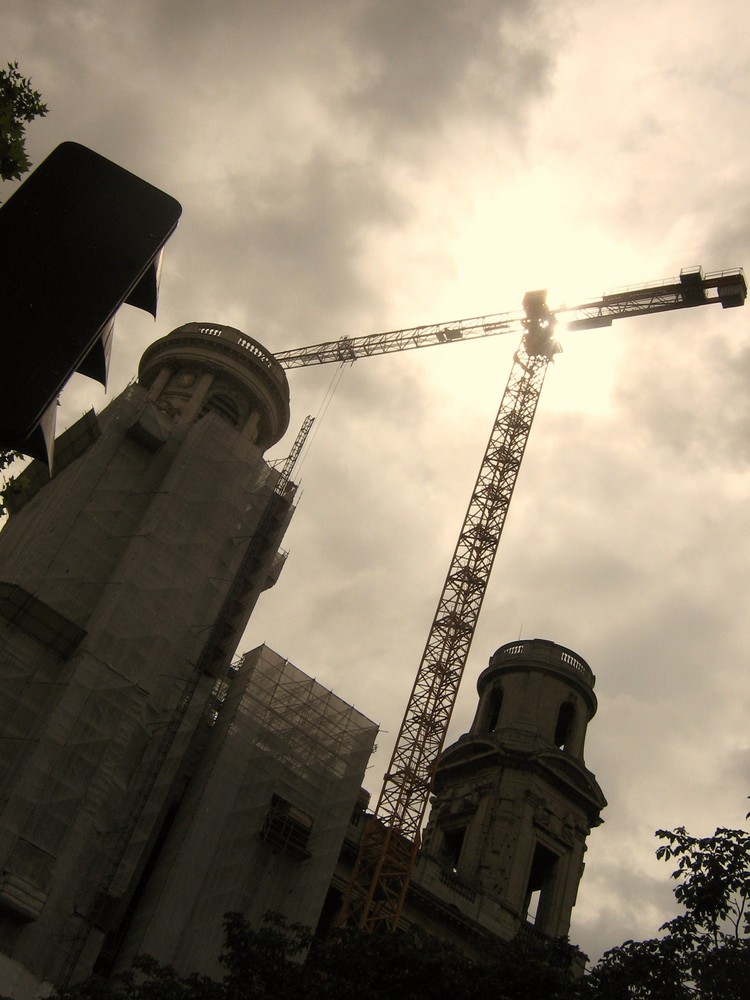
top-left (340, 293), bottom-right (559, 932)
top-left (274, 265), bottom-right (746, 934)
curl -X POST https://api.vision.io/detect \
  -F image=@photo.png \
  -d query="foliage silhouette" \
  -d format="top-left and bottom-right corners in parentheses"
top-left (47, 911), bottom-right (578, 1000)
top-left (583, 805), bottom-right (750, 1000)
top-left (0, 61), bottom-right (47, 182)
top-left (39, 804), bottom-right (750, 998)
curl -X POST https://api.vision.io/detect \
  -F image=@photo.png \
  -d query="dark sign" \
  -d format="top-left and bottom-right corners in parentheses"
top-left (0, 142), bottom-right (181, 462)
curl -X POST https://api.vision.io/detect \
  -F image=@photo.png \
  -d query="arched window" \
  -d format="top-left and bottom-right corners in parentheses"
top-left (554, 701), bottom-right (576, 750)
top-left (440, 824), bottom-right (467, 872)
top-left (524, 842), bottom-right (559, 931)
top-left (485, 686), bottom-right (504, 733)
top-left (200, 393), bottom-right (241, 427)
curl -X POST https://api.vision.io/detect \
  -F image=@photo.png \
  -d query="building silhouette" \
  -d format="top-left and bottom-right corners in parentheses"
top-left (111, 644), bottom-right (377, 981)
top-left (0, 324), bottom-right (606, 996)
top-left (0, 325), bottom-right (314, 996)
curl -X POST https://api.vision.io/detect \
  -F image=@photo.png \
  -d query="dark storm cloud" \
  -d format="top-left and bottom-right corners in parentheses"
top-left (613, 324), bottom-right (750, 470)
top-left (721, 746), bottom-right (750, 789)
top-left (152, 0), bottom-right (558, 342)
top-left (342, 0), bottom-right (554, 139)
top-left (181, 149), bottom-right (409, 342)
top-left (6, 0), bottom-right (561, 350)
top-left (576, 853), bottom-right (679, 962)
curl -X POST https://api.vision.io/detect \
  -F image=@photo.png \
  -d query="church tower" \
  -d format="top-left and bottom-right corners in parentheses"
top-left (0, 324), bottom-right (294, 995)
top-left (421, 638), bottom-right (606, 940)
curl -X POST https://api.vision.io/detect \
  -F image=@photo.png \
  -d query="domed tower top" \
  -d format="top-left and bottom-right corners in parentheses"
top-left (421, 638), bottom-right (606, 941)
top-left (138, 323), bottom-right (290, 450)
top-left (470, 637), bottom-right (597, 761)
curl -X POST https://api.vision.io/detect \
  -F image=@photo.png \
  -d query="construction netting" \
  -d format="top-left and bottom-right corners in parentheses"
top-left (233, 645), bottom-right (377, 785)
top-left (116, 644), bottom-right (378, 978)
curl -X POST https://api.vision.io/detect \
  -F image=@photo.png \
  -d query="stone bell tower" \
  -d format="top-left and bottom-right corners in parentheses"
top-left (421, 638), bottom-right (606, 940)
top-left (0, 323), bottom-right (294, 996)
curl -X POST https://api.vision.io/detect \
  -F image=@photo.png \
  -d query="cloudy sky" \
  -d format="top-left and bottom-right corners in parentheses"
top-left (4, 0), bottom-right (749, 963)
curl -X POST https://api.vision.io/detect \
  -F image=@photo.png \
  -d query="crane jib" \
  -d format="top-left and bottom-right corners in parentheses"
top-left (273, 266), bottom-right (746, 369)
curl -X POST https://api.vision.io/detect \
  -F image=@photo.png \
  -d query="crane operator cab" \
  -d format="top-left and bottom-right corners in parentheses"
top-left (522, 289), bottom-right (562, 360)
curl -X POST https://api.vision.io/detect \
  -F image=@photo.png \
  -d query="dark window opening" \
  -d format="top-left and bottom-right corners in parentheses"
top-left (260, 794), bottom-right (313, 860)
top-left (200, 393), bottom-right (241, 427)
top-left (314, 886), bottom-right (343, 941)
top-left (524, 843), bottom-right (558, 932)
top-left (440, 825), bottom-right (467, 872)
top-left (0, 582), bottom-right (86, 659)
top-left (554, 701), bottom-right (576, 750)
top-left (485, 687), bottom-right (504, 732)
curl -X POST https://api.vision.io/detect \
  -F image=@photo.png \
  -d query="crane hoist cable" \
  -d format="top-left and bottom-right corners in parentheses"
top-left (293, 359), bottom-right (349, 479)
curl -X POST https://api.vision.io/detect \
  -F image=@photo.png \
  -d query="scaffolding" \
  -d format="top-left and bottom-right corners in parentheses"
top-left (110, 644), bottom-right (378, 978)
top-left (235, 645), bottom-right (377, 786)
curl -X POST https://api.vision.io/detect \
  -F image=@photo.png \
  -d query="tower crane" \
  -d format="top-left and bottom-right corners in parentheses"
top-left (273, 265), bottom-right (746, 934)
